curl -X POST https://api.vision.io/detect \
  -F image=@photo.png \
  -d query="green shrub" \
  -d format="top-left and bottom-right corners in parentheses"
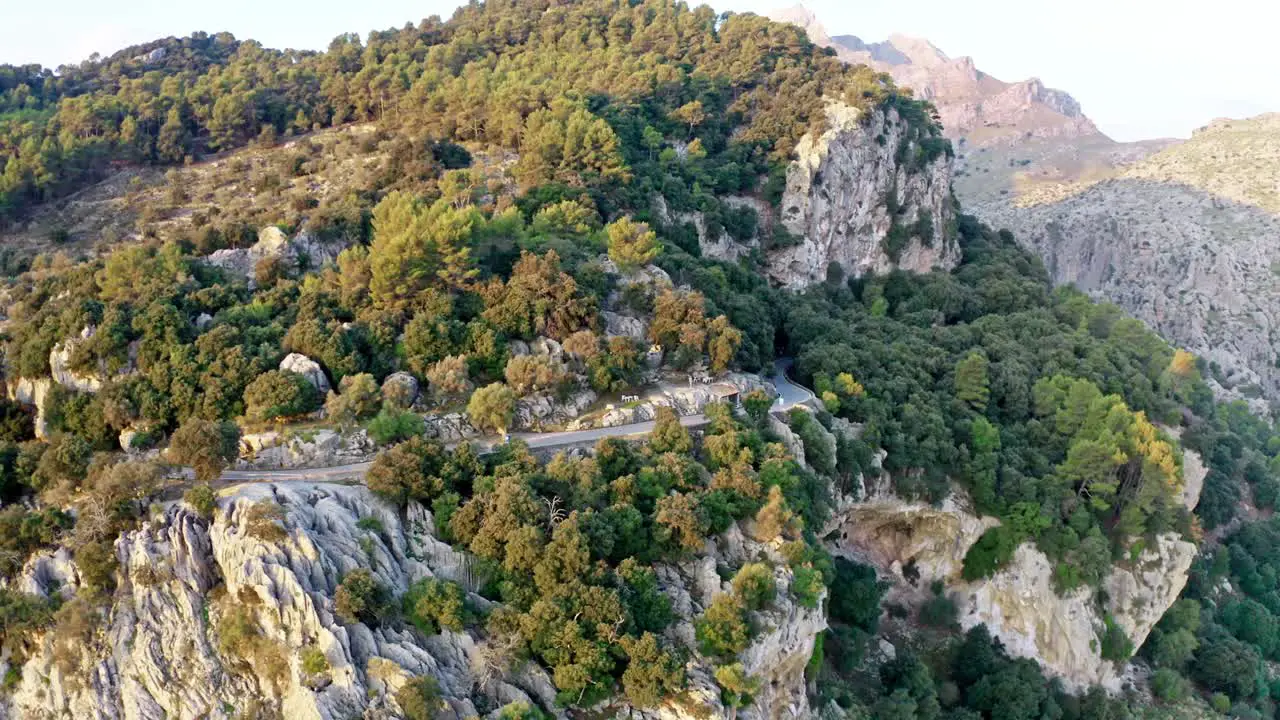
top-left (962, 526), bottom-right (1020, 581)
top-left (397, 676), bottom-right (444, 720)
top-left (730, 564), bottom-right (775, 611)
top-left (403, 577), bottom-right (468, 634)
top-left (495, 702), bottom-right (551, 720)
top-left (1098, 615), bottom-right (1133, 663)
top-left (1150, 668), bottom-right (1187, 703)
top-left (790, 565), bottom-right (824, 609)
top-left (335, 569), bottom-right (386, 625)
top-left (299, 645), bottom-right (330, 675)
top-left (829, 559), bottom-right (885, 631)
top-left (919, 580), bottom-right (957, 629)
top-left (243, 370), bottom-right (322, 422)
top-left (695, 594), bottom-right (751, 659)
top-left (366, 407), bottom-right (425, 445)
top-left (184, 484), bottom-right (218, 520)
top-left (356, 516), bottom-right (384, 534)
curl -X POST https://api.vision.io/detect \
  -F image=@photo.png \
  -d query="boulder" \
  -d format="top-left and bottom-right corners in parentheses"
top-left (380, 372), bottom-right (420, 409)
top-left (602, 311), bottom-right (648, 341)
top-left (279, 353), bottom-right (331, 394)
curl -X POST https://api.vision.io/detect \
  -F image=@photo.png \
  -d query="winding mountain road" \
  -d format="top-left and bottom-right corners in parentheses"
top-left (217, 361), bottom-right (815, 484)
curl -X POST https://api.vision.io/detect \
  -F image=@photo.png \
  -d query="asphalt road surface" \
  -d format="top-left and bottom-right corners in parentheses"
top-left (217, 360), bottom-right (814, 484)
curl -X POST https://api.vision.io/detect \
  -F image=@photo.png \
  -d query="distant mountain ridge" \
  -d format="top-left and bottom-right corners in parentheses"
top-left (767, 4), bottom-right (1098, 144)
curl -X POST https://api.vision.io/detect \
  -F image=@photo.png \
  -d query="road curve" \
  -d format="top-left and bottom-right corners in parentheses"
top-left (218, 362), bottom-right (813, 484)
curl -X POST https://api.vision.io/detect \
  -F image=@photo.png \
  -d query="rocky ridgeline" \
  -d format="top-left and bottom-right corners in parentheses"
top-left (768, 5), bottom-right (1098, 146)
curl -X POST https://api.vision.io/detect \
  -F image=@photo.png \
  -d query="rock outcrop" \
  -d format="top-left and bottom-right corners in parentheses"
top-left (49, 325), bottom-right (137, 394)
top-left (766, 100), bottom-right (958, 288)
top-left (3, 483), bottom-right (505, 720)
top-left (422, 413), bottom-right (478, 443)
top-left (3, 476), bottom-right (828, 720)
top-left (6, 377), bottom-right (52, 440)
top-left (206, 227), bottom-right (349, 288)
top-left (513, 389), bottom-right (596, 432)
top-left (953, 533), bottom-right (1196, 690)
top-left (238, 429), bottom-right (375, 469)
top-left (825, 488), bottom-right (1198, 691)
top-left (280, 353), bottom-right (332, 395)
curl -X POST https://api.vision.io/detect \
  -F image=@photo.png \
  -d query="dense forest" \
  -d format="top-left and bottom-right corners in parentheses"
top-left (0, 0), bottom-right (1277, 718)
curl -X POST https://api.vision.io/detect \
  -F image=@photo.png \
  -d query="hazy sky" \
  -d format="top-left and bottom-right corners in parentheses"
top-left (2, 0), bottom-right (1274, 141)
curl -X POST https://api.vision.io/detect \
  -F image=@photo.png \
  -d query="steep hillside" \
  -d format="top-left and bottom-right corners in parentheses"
top-left (769, 5), bottom-right (1280, 414)
top-left (764, 5), bottom-right (1177, 239)
top-left (972, 114), bottom-right (1280, 411)
top-left (0, 2), bottom-right (1277, 719)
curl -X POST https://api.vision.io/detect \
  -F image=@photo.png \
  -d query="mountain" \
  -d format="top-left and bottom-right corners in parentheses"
top-left (973, 114), bottom-right (1280, 411)
top-left (770, 4), bottom-right (1280, 411)
top-left (767, 4), bottom-right (1099, 144)
top-left (0, 2), bottom-right (1275, 719)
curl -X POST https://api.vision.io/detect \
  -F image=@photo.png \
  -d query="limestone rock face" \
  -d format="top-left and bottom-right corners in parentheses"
top-left (1, 484), bottom-right (527, 720)
top-left (825, 487), bottom-right (1198, 691)
top-left (953, 533), bottom-right (1196, 691)
top-left (767, 101), bottom-right (958, 288)
top-left (279, 353), bottom-right (332, 394)
top-left (969, 114), bottom-right (1280, 409)
top-left (206, 227), bottom-right (349, 288)
top-left (826, 494), bottom-right (997, 582)
top-left (1103, 534), bottom-right (1198, 659)
top-left (6, 376), bottom-right (52, 439)
top-left (238, 429), bottom-right (375, 469)
top-left (49, 325), bottom-right (137, 394)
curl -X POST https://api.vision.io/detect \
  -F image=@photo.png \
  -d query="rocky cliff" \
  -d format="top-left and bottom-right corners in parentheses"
top-left (971, 114), bottom-right (1280, 409)
top-left (3, 483), bottom-right (494, 720)
top-left (1, 480), bottom-right (826, 720)
top-left (2, 413), bottom-right (1208, 718)
top-left (824, 438), bottom-right (1207, 691)
top-left (766, 100), bottom-right (958, 288)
